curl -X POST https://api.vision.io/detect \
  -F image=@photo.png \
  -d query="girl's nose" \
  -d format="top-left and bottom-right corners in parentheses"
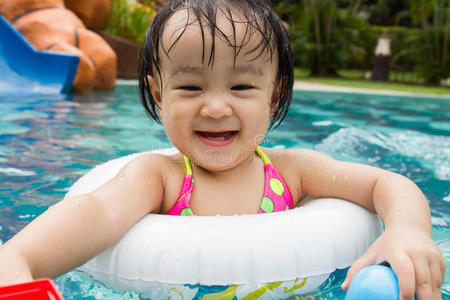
top-left (199, 94), bottom-right (233, 119)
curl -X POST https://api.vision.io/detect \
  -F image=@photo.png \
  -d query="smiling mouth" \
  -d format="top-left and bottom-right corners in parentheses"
top-left (196, 131), bottom-right (238, 140)
top-left (195, 130), bottom-right (238, 145)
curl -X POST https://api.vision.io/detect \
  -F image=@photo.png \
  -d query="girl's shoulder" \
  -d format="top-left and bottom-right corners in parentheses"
top-left (122, 152), bottom-right (168, 173)
top-left (87, 152), bottom-right (172, 216)
top-left (261, 147), bottom-right (328, 167)
top-left (123, 152), bottom-right (184, 180)
top-left (260, 147), bottom-right (317, 166)
top-left (133, 152), bottom-right (186, 213)
top-left (116, 152), bottom-right (185, 213)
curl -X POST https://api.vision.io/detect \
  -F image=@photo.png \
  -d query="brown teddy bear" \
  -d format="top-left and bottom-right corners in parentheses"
top-left (64, 0), bottom-right (112, 30)
top-left (0, 0), bottom-right (116, 92)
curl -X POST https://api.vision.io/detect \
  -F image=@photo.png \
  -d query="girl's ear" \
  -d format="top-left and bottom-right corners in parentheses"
top-left (270, 85), bottom-right (281, 116)
top-left (147, 75), bottom-right (162, 108)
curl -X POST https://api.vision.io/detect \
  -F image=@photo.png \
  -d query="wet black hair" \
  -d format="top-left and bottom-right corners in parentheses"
top-left (138, 0), bottom-right (293, 130)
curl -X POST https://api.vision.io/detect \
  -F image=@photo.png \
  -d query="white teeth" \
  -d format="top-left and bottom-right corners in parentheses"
top-left (207, 136), bottom-right (226, 141)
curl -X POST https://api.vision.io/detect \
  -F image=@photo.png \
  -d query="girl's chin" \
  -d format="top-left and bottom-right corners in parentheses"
top-left (194, 152), bottom-right (236, 171)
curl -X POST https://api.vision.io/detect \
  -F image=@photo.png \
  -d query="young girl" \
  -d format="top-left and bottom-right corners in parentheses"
top-left (0, 0), bottom-right (445, 299)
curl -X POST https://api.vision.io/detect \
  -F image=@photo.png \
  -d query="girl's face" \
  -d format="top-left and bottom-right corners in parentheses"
top-left (150, 9), bottom-right (278, 172)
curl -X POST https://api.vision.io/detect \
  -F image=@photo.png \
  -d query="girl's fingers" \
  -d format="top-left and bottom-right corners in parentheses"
top-left (430, 259), bottom-right (443, 300)
top-left (413, 258), bottom-right (433, 300)
top-left (389, 252), bottom-right (415, 300)
top-left (341, 250), bottom-right (376, 290)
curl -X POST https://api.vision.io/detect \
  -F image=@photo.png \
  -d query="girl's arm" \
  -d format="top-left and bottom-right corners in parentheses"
top-left (292, 149), bottom-right (445, 300)
top-left (0, 154), bottom-right (163, 286)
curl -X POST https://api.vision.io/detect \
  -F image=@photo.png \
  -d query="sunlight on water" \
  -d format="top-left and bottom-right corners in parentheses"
top-left (316, 127), bottom-right (450, 180)
top-left (0, 86), bottom-right (449, 299)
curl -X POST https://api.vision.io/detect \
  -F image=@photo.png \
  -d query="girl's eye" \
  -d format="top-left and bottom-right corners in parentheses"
top-left (231, 85), bottom-right (254, 91)
top-left (179, 86), bottom-right (202, 91)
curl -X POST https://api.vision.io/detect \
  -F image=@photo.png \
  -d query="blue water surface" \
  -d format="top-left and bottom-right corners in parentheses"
top-left (0, 84), bottom-right (449, 299)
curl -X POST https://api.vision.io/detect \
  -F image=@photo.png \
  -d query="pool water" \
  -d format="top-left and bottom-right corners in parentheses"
top-left (0, 84), bottom-right (449, 299)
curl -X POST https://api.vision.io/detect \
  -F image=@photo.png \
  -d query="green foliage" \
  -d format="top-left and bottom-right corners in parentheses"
top-left (278, 0), bottom-right (376, 76)
top-left (104, 0), bottom-right (156, 45)
top-left (366, 0), bottom-right (412, 26)
top-left (388, 0), bottom-right (450, 84)
top-left (416, 60), bottom-right (446, 84)
top-left (406, 28), bottom-right (450, 84)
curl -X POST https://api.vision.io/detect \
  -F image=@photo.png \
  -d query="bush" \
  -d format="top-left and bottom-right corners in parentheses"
top-left (104, 0), bottom-right (157, 45)
top-left (408, 28), bottom-right (450, 84)
top-left (278, 1), bottom-right (377, 75)
top-left (415, 60), bottom-right (446, 84)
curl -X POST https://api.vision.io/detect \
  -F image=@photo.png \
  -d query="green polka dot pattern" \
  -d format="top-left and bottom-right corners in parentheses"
top-left (180, 208), bottom-right (194, 216)
top-left (269, 178), bottom-right (284, 196)
top-left (261, 197), bottom-right (274, 213)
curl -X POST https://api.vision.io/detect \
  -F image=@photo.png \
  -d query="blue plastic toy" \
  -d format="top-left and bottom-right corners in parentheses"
top-left (345, 265), bottom-right (401, 300)
top-left (0, 15), bottom-right (79, 95)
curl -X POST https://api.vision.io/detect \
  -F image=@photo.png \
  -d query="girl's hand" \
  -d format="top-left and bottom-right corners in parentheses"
top-left (341, 228), bottom-right (446, 300)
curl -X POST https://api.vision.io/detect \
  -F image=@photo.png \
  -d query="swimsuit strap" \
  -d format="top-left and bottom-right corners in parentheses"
top-left (168, 147), bottom-right (293, 216)
top-left (256, 148), bottom-right (294, 213)
top-left (167, 156), bottom-right (194, 216)
top-left (255, 147), bottom-right (271, 164)
top-left (184, 155), bottom-right (192, 175)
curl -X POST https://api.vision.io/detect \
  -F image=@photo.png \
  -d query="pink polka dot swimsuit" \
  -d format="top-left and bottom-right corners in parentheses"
top-left (168, 147), bottom-right (293, 216)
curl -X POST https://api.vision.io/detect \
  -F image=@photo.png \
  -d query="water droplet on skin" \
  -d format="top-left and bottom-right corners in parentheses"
top-left (332, 175), bottom-right (336, 181)
top-left (344, 176), bottom-right (348, 181)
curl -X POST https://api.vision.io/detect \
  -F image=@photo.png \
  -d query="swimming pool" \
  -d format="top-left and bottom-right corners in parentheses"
top-left (0, 84), bottom-right (448, 299)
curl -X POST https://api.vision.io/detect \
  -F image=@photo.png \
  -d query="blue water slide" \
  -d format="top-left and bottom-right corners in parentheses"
top-left (0, 14), bottom-right (79, 95)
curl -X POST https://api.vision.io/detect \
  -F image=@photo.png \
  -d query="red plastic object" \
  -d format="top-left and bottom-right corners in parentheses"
top-left (0, 279), bottom-right (64, 300)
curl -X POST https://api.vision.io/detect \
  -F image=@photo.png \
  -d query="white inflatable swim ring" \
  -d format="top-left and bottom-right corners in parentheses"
top-left (67, 148), bottom-right (383, 299)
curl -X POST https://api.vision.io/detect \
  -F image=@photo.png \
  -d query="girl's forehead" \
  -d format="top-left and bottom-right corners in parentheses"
top-left (161, 8), bottom-right (273, 63)
top-left (164, 7), bottom-right (247, 37)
